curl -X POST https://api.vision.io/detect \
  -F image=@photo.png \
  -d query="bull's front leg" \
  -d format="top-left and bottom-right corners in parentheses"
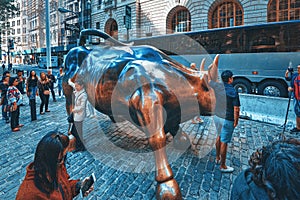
top-left (134, 90), bottom-right (182, 200)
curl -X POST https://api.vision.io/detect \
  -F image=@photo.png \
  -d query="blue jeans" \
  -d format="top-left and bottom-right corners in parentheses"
top-left (293, 99), bottom-right (300, 117)
top-left (214, 116), bottom-right (235, 143)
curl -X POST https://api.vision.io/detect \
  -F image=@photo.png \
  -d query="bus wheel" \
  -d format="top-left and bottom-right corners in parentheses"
top-left (257, 81), bottom-right (287, 97)
top-left (233, 79), bottom-right (252, 94)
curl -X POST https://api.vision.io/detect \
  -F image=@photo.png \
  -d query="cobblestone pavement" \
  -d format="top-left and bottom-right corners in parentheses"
top-left (0, 95), bottom-right (299, 200)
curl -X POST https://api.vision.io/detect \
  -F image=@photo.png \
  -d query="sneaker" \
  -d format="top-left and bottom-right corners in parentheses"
top-left (215, 159), bottom-right (220, 164)
top-left (220, 166), bottom-right (234, 173)
top-left (290, 127), bottom-right (300, 133)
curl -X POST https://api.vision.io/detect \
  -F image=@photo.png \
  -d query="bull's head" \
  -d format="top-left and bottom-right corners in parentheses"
top-left (187, 54), bottom-right (219, 117)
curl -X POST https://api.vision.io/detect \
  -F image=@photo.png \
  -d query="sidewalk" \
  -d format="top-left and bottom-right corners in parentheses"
top-left (0, 95), bottom-right (299, 199)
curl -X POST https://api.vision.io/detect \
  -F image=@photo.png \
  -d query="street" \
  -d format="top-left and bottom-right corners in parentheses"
top-left (0, 89), bottom-right (299, 199)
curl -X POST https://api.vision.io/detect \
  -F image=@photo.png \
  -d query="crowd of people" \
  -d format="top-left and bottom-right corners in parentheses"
top-left (0, 68), bottom-right (66, 131)
top-left (0, 66), bottom-right (95, 198)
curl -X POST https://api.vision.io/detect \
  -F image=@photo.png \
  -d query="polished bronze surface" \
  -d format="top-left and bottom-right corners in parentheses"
top-left (63, 29), bottom-right (219, 199)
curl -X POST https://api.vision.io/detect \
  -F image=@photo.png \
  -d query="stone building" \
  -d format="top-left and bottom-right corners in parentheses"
top-left (91, 0), bottom-right (300, 41)
top-left (1, 0), bottom-right (300, 64)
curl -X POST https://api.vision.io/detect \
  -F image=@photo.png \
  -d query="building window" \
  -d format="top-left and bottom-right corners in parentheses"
top-left (17, 28), bottom-right (20, 34)
top-left (12, 21), bottom-right (15, 27)
top-left (209, 0), bottom-right (243, 29)
top-left (96, 22), bottom-right (100, 29)
top-left (105, 18), bottom-right (118, 39)
top-left (166, 6), bottom-right (191, 34)
top-left (268, 0), bottom-right (300, 22)
top-left (17, 20), bottom-right (20, 26)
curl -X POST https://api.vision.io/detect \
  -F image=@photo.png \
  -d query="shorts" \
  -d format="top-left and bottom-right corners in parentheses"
top-left (294, 99), bottom-right (300, 117)
top-left (214, 115), bottom-right (235, 143)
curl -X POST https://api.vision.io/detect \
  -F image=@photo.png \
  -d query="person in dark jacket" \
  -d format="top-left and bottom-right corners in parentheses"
top-left (231, 138), bottom-right (300, 200)
top-left (209, 70), bottom-right (240, 173)
top-left (47, 70), bottom-right (57, 102)
top-left (16, 131), bottom-right (94, 200)
top-left (16, 70), bottom-right (25, 94)
top-left (26, 70), bottom-right (39, 121)
top-left (0, 75), bottom-right (10, 123)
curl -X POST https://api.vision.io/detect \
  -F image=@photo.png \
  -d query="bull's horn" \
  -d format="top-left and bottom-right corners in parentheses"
top-left (209, 54), bottom-right (219, 82)
top-left (200, 58), bottom-right (206, 71)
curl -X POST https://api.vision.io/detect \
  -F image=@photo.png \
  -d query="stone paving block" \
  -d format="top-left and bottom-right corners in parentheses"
top-left (180, 181), bottom-right (190, 197)
top-left (103, 183), bottom-right (118, 198)
top-left (114, 181), bottom-right (129, 197)
top-left (211, 179), bottom-right (221, 192)
top-left (199, 189), bottom-right (210, 200)
top-left (209, 190), bottom-right (220, 200)
top-left (139, 178), bottom-right (153, 194)
top-left (219, 188), bottom-right (230, 200)
top-left (189, 181), bottom-right (201, 196)
top-left (125, 183), bottom-right (139, 198)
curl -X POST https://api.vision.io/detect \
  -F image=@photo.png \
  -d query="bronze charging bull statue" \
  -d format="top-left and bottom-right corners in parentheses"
top-left (63, 29), bottom-right (219, 199)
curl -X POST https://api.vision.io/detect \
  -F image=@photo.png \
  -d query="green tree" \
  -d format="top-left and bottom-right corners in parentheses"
top-left (0, 0), bottom-right (18, 21)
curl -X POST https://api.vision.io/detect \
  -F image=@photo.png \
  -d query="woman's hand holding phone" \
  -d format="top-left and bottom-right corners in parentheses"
top-left (80, 173), bottom-right (95, 197)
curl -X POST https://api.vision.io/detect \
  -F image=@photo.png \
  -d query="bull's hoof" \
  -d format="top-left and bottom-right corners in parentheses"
top-left (156, 179), bottom-right (182, 200)
top-left (173, 131), bottom-right (191, 150)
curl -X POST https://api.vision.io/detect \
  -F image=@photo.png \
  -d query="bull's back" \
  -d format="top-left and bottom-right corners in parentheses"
top-left (72, 45), bottom-right (200, 124)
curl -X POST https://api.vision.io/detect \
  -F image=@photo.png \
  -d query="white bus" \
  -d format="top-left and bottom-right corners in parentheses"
top-left (132, 20), bottom-right (300, 97)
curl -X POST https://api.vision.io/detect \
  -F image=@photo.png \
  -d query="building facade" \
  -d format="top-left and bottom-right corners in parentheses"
top-left (91, 0), bottom-right (300, 41)
top-left (1, 0), bottom-right (300, 64)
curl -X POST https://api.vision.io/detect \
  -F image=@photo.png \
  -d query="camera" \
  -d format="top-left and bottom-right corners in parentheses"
top-left (288, 66), bottom-right (294, 73)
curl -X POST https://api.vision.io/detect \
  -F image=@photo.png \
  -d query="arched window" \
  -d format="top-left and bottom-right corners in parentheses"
top-left (166, 6), bottom-right (191, 34)
top-left (105, 18), bottom-right (118, 39)
top-left (209, 0), bottom-right (243, 29)
top-left (268, 0), bottom-right (300, 22)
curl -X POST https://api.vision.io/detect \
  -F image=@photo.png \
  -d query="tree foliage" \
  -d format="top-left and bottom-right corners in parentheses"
top-left (0, 0), bottom-right (18, 21)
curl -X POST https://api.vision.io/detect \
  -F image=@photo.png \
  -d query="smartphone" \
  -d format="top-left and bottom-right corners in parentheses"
top-left (80, 173), bottom-right (96, 197)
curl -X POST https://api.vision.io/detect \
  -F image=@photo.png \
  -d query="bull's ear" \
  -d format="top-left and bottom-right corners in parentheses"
top-left (200, 58), bottom-right (205, 72)
top-left (208, 54), bottom-right (219, 82)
